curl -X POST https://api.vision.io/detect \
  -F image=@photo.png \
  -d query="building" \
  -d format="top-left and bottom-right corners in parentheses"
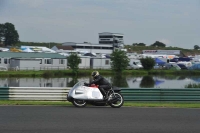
top-left (0, 52), bottom-right (67, 70)
top-left (99, 32), bottom-right (124, 48)
top-left (90, 58), bottom-right (111, 69)
top-left (61, 42), bottom-right (113, 54)
top-left (58, 32), bottom-right (125, 55)
top-left (79, 57), bottom-right (91, 69)
top-left (142, 50), bottom-right (180, 55)
top-left (99, 32), bottom-right (124, 44)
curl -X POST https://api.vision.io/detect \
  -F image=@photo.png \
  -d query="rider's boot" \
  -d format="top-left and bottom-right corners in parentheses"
top-left (99, 87), bottom-right (108, 101)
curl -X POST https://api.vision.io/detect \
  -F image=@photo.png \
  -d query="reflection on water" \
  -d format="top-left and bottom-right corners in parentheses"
top-left (0, 75), bottom-right (200, 88)
top-left (140, 76), bottom-right (155, 88)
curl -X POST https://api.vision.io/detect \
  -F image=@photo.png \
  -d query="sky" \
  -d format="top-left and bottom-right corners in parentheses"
top-left (0, 0), bottom-right (199, 49)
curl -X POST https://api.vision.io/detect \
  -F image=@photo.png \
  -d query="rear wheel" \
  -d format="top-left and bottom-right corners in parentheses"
top-left (72, 99), bottom-right (87, 107)
top-left (108, 93), bottom-right (124, 108)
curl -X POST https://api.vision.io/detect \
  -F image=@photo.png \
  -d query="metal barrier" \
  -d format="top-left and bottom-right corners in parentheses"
top-left (0, 87), bottom-right (70, 101)
top-left (1, 87), bottom-right (200, 101)
top-left (121, 88), bottom-right (200, 101)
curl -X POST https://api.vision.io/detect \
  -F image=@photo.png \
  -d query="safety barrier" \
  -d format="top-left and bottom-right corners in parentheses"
top-left (1, 87), bottom-right (200, 101)
top-left (0, 87), bottom-right (70, 101)
top-left (121, 88), bottom-right (200, 101)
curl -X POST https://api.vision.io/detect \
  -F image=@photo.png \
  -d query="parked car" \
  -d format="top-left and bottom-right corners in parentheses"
top-left (127, 64), bottom-right (142, 70)
top-left (177, 63), bottom-right (188, 70)
top-left (127, 61), bottom-right (143, 70)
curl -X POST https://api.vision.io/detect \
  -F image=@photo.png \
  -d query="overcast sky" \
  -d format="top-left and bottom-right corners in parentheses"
top-left (0, 0), bottom-right (199, 49)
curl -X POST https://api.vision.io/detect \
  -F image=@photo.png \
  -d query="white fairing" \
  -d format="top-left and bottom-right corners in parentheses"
top-left (70, 86), bottom-right (103, 100)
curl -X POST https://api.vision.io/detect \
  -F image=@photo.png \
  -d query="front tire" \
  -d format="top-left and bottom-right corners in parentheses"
top-left (108, 93), bottom-right (124, 108)
top-left (72, 99), bottom-right (87, 107)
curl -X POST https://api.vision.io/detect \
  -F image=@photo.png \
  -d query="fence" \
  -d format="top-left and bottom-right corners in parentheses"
top-left (121, 88), bottom-right (200, 101)
top-left (8, 66), bottom-right (69, 71)
top-left (0, 87), bottom-right (70, 101)
top-left (1, 87), bottom-right (200, 101)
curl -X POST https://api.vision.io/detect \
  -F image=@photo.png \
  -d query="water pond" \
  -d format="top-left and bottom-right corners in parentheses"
top-left (0, 75), bottom-right (200, 89)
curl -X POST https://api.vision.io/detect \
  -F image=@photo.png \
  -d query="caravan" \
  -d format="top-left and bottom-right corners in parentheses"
top-left (127, 59), bottom-right (143, 69)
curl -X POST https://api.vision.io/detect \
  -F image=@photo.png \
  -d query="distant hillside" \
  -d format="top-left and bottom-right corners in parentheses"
top-left (124, 45), bottom-right (200, 56)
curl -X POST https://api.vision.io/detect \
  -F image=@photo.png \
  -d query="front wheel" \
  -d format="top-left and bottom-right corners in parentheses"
top-left (108, 93), bottom-right (124, 108)
top-left (72, 99), bottom-right (87, 107)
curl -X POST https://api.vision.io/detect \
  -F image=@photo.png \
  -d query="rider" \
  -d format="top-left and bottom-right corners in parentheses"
top-left (85, 71), bottom-right (111, 100)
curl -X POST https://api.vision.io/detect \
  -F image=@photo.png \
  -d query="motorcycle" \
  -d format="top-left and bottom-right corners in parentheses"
top-left (67, 81), bottom-right (124, 108)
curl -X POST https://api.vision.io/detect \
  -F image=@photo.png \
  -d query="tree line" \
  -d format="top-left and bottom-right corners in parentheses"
top-left (132, 41), bottom-right (166, 47)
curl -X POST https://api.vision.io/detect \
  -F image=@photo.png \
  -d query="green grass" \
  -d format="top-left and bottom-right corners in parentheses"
top-left (124, 102), bottom-right (200, 108)
top-left (0, 100), bottom-right (72, 106)
top-left (0, 100), bottom-right (200, 108)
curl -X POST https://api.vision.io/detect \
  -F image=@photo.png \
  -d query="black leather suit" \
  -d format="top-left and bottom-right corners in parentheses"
top-left (89, 75), bottom-right (111, 97)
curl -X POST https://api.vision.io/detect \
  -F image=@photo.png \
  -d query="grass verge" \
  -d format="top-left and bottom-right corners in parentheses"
top-left (0, 100), bottom-right (200, 108)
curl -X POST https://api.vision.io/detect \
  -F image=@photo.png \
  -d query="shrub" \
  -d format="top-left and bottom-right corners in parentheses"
top-left (67, 53), bottom-right (81, 76)
top-left (185, 83), bottom-right (200, 88)
top-left (140, 57), bottom-right (155, 70)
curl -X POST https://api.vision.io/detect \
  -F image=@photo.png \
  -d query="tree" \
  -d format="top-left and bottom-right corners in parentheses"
top-left (140, 57), bottom-right (155, 70)
top-left (67, 53), bottom-right (81, 76)
top-left (150, 41), bottom-right (166, 47)
top-left (0, 22), bottom-right (19, 46)
top-left (194, 45), bottom-right (200, 50)
top-left (110, 49), bottom-right (130, 73)
top-left (132, 43), bottom-right (146, 46)
top-left (0, 24), bottom-right (4, 44)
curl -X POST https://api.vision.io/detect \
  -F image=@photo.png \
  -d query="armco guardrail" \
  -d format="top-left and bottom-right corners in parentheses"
top-left (0, 87), bottom-right (70, 101)
top-left (121, 88), bottom-right (200, 101)
top-left (1, 87), bottom-right (200, 101)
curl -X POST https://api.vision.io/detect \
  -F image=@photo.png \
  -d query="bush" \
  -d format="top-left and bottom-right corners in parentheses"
top-left (140, 57), bottom-right (155, 70)
top-left (67, 53), bottom-right (81, 76)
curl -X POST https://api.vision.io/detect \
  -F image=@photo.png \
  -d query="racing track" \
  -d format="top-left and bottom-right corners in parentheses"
top-left (0, 106), bottom-right (200, 133)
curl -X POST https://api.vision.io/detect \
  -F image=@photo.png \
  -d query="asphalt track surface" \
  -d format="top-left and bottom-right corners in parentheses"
top-left (0, 106), bottom-right (200, 133)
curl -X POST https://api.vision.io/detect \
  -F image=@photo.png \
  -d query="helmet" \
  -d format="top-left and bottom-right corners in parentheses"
top-left (91, 71), bottom-right (99, 78)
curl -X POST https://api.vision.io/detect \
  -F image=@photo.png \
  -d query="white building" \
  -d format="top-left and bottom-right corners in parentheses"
top-left (59, 32), bottom-right (125, 55)
top-left (0, 52), bottom-right (67, 70)
top-left (99, 32), bottom-right (124, 44)
top-left (91, 58), bottom-right (111, 69)
top-left (79, 57), bottom-right (91, 69)
top-left (61, 42), bottom-right (114, 54)
top-left (142, 50), bottom-right (180, 55)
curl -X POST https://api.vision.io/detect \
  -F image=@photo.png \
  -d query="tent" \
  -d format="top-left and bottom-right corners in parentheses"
top-left (22, 48), bottom-right (34, 52)
top-left (155, 58), bottom-right (166, 65)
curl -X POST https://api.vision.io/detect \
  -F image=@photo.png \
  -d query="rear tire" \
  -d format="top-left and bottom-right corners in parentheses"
top-left (108, 93), bottom-right (124, 108)
top-left (72, 99), bottom-right (87, 107)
